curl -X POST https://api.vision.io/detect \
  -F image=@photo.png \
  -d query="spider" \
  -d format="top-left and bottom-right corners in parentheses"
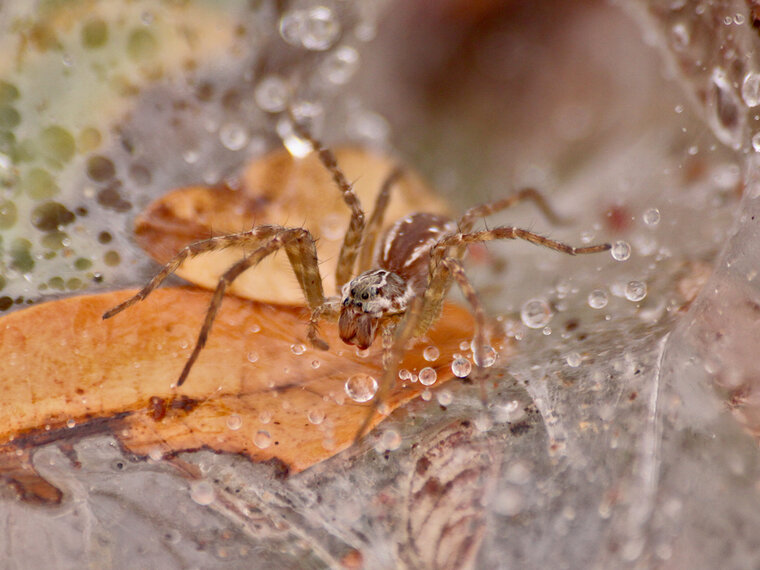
top-left (103, 120), bottom-right (611, 434)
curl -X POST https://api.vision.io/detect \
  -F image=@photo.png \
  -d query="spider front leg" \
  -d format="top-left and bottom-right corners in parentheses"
top-left (289, 117), bottom-right (366, 290)
top-left (173, 227), bottom-right (332, 386)
top-left (102, 226), bottom-right (281, 319)
top-left (307, 299), bottom-right (341, 351)
top-left (105, 225), bottom-right (330, 387)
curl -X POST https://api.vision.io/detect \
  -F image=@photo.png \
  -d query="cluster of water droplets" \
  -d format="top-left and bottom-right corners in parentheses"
top-left (279, 6), bottom-right (341, 51)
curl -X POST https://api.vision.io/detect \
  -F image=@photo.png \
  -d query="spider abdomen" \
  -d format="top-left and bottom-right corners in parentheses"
top-left (377, 213), bottom-right (457, 293)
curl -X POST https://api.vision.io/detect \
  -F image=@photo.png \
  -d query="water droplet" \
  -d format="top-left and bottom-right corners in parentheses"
top-left (588, 289), bottom-right (608, 309)
top-left (642, 208), bottom-right (660, 226)
top-left (398, 368), bottom-right (412, 381)
top-left (279, 7), bottom-right (340, 51)
top-left (279, 10), bottom-right (305, 45)
top-left (742, 72), bottom-right (760, 107)
top-left (277, 117), bottom-right (312, 158)
top-left (321, 45), bottom-right (360, 84)
top-left (66, 418), bottom-right (76, 428)
top-left (247, 351), bottom-right (259, 363)
top-left (0, 153), bottom-right (17, 188)
top-left (752, 133), bottom-right (760, 153)
top-left (311, 359), bottom-right (321, 369)
top-left (421, 389), bottom-right (432, 401)
top-left (566, 352), bottom-right (582, 367)
top-left (346, 111), bottom-right (390, 144)
top-left (451, 357), bottom-right (472, 378)
top-left (290, 343), bottom-right (306, 355)
top-left (418, 367), bottom-right (437, 386)
top-left (190, 481), bottom-right (215, 505)
top-left (253, 430), bottom-right (272, 449)
top-left (436, 389), bottom-right (453, 406)
top-left (307, 408), bottom-right (325, 425)
top-left (301, 7), bottom-right (341, 50)
top-left (473, 345), bottom-right (497, 368)
top-left (709, 68), bottom-right (744, 150)
top-left (610, 240), bottom-right (631, 261)
top-left (344, 373), bottom-right (378, 402)
top-left (671, 22), bottom-right (690, 50)
top-left (254, 75), bottom-right (289, 113)
top-left (494, 487), bottom-right (523, 516)
top-left (379, 428), bottom-right (401, 451)
top-left (219, 122), bottom-right (249, 150)
top-left (474, 413), bottom-right (493, 432)
top-left (521, 298), bottom-right (553, 329)
top-left (355, 347), bottom-right (370, 358)
top-left (259, 410), bottom-right (272, 424)
top-left (624, 280), bottom-right (647, 302)
top-left (226, 414), bottom-right (242, 430)
top-left (423, 346), bottom-right (440, 361)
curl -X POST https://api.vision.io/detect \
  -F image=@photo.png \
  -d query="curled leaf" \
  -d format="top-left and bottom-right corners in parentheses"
top-left (135, 147), bottom-right (452, 303)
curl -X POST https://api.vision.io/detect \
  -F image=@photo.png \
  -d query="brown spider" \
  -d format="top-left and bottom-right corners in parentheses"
top-left (103, 121), bottom-right (610, 435)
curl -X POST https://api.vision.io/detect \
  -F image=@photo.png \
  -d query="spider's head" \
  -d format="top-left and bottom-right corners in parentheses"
top-left (338, 269), bottom-right (408, 349)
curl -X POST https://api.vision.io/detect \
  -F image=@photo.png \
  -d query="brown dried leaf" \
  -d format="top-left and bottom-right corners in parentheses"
top-left (135, 147), bottom-right (452, 304)
top-left (0, 288), bottom-right (504, 501)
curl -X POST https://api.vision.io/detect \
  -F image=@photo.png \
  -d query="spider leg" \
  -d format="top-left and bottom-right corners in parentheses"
top-left (307, 299), bottom-right (340, 351)
top-left (457, 188), bottom-right (571, 233)
top-left (432, 227), bottom-right (611, 270)
top-left (102, 226), bottom-right (281, 319)
top-left (357, 166), bottom-right (405, 273)
top-left (353, 313), bottom-right (409, 443)
top-left (289, 117), bottom-right (366, 290)
top-left (419, 225), bottom-right (610, 336)
top-left (175, 227), bottom-right (327, 386)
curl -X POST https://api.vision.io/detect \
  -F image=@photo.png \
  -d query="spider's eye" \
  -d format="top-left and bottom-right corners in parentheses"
top-left (351, 288), bottom-right (357, 296)
top-left (361, 292), bottom-right (369, 300)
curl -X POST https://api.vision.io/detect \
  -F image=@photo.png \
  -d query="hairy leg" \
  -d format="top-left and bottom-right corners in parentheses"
top-left (289, 117), bottom-right (366, 290)
top-left (457, 188), bottom-right (571, 233)
top-left (357, 166), bottom-right (405, 273)
top-left (102, 226), bottom-right (281, 319)
top-left (173, 227), bottom-right (328, 386)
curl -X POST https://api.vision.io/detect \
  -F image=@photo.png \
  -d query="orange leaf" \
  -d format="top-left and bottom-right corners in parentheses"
top-left (0, 288), bottom-right (505, 501)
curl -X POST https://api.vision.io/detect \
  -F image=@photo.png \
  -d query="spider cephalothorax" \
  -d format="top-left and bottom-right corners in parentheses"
top-left (104, 118), bottom-right (611, 426)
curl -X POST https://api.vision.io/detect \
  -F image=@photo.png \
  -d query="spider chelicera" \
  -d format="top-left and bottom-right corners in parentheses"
top-left (103, 119), bottom-right (611, 436)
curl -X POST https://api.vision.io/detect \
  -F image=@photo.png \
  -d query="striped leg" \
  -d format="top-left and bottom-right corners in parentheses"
top-left (102, 226), bottom-right (280, 319)
top-left (415, 226), bottom-right (610, 337)
top-left (289, 118), bottom-right (366, 290)
top-left (357, 166), bottom-right (405, 273)
top-left (173, 227), bottom-right (327, 386)
top-left (457, 188), bottom-right (570, 233)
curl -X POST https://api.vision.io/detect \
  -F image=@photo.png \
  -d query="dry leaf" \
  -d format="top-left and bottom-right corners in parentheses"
top-left (0, 288), bottom-right (504, 503)
top-left (134, 147), bottom-right (452, 304)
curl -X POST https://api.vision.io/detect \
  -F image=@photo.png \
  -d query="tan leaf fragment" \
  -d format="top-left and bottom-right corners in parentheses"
top-left (133, 147), bottom-right (452, 304)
